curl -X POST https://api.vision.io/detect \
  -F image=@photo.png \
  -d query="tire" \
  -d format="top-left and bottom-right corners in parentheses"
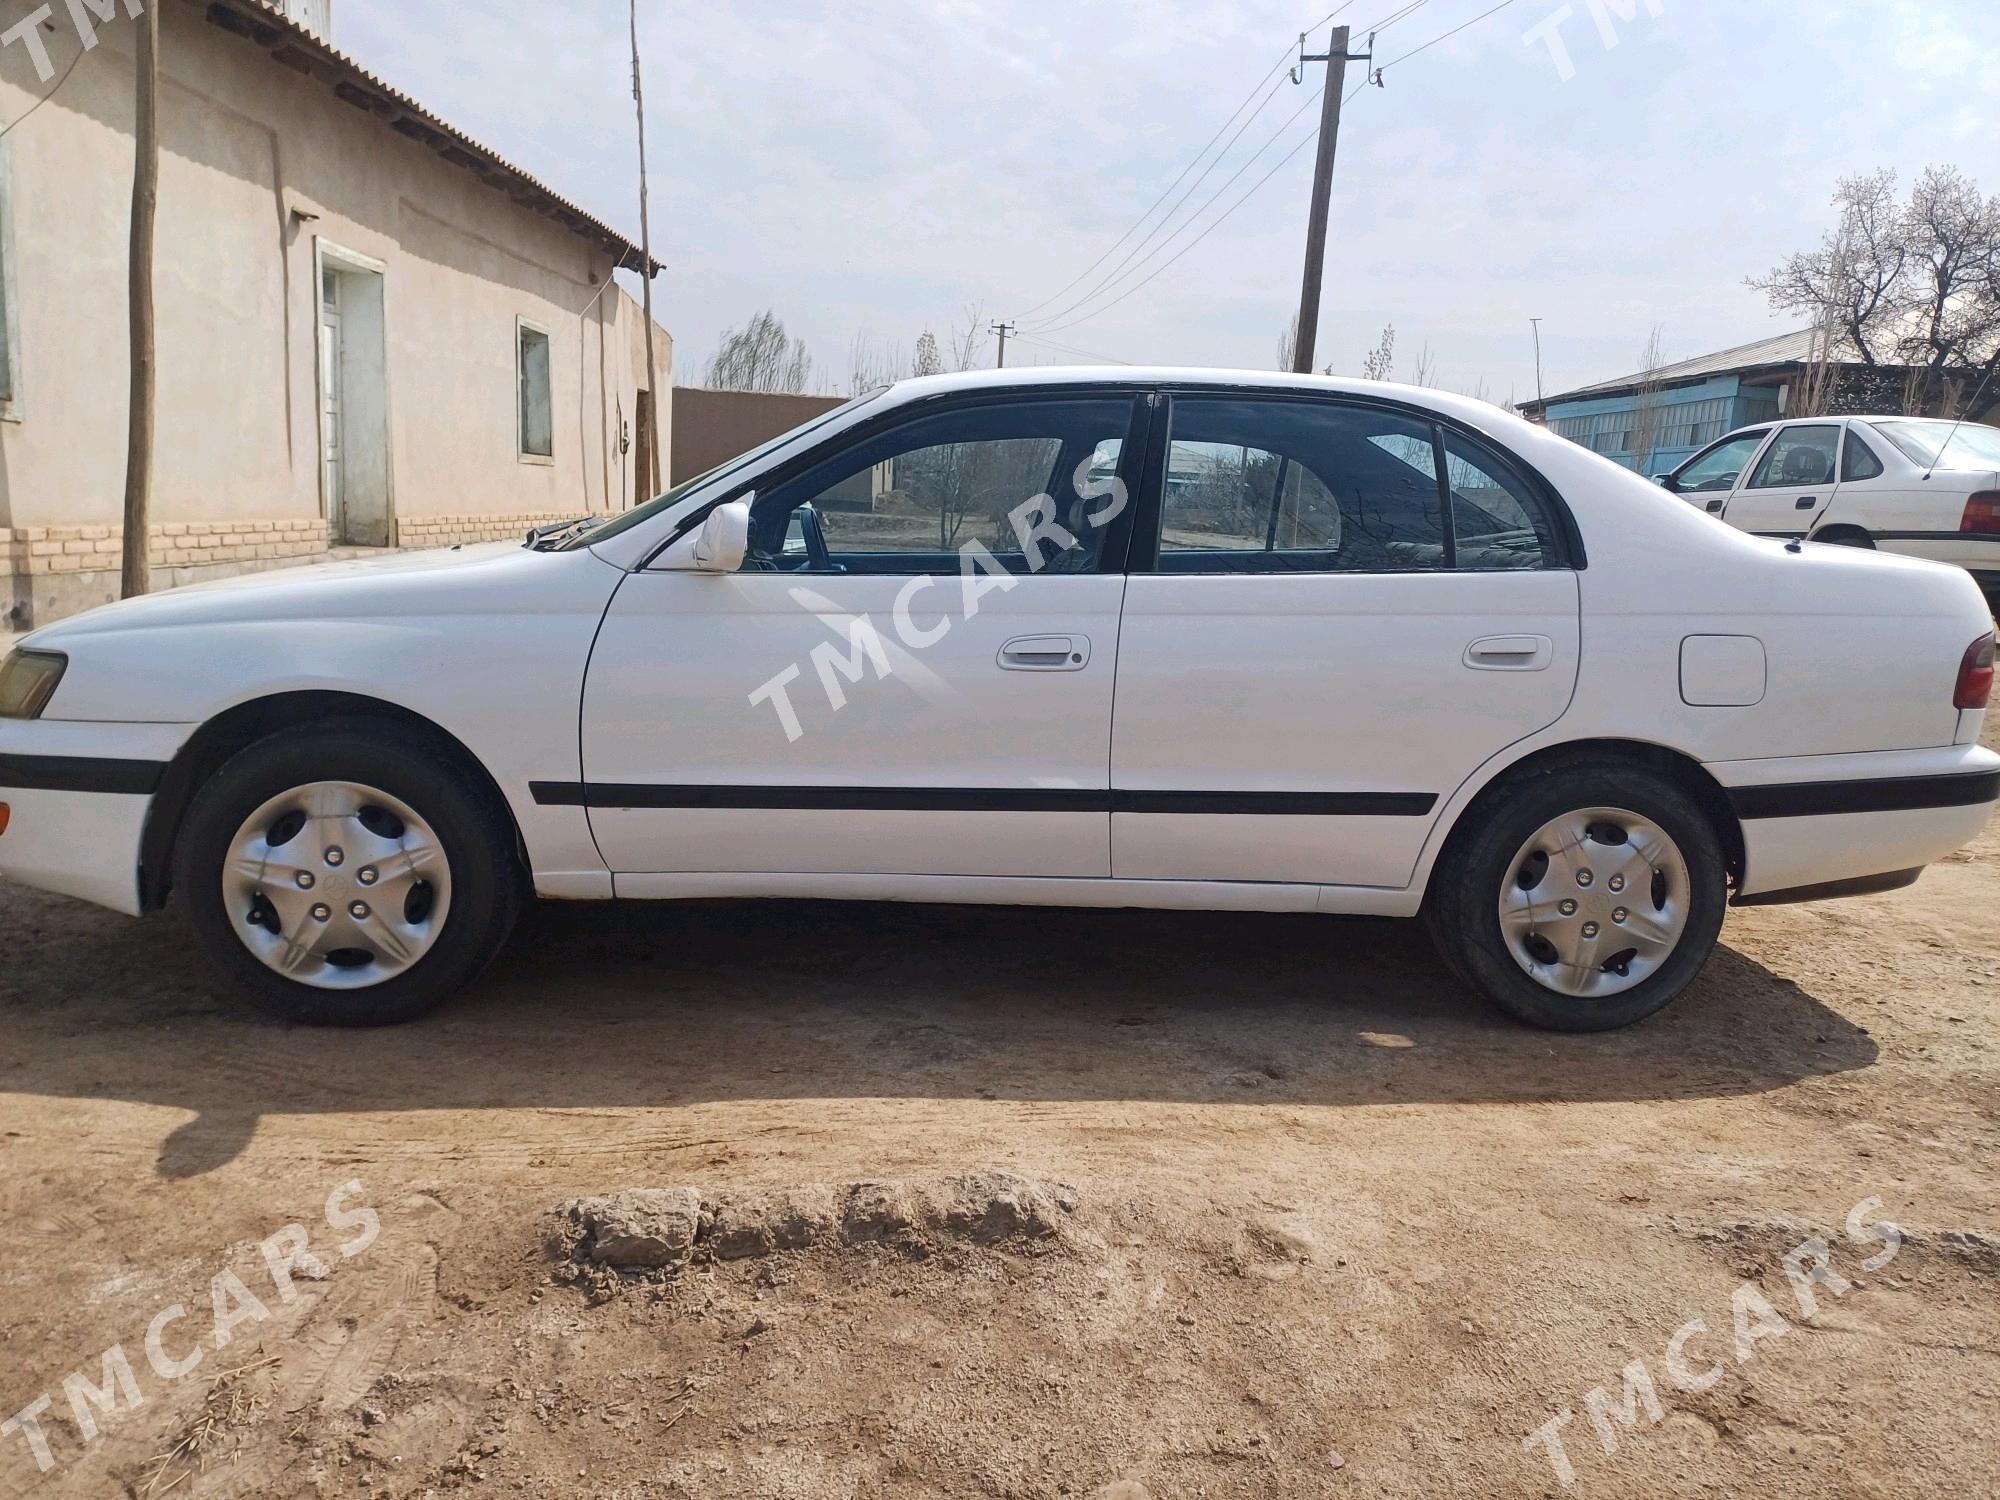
top-left (175, 719), bottom-right (522, 1026)
top-left (1424, 761), bottom-right (1728, 1031)
top-left (1814, 528), bottom-right (1874, 549)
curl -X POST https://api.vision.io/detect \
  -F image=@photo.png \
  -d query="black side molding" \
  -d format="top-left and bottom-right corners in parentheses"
top-left (528, 782), bottom-right (1438, 817)
top-left (0, 753), bottom-right (165, 796)
top-left (1728, 769), bottom-right (2000, 820)
top-left (1733, 867), bottom-right (1924, 907)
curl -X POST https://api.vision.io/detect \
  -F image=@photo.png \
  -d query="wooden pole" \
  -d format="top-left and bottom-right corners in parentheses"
top-left (630, 0), bottom-right (662, 498)
top-left (1290, 25), bottom-right (1351, 376)
top-left (121, 1), bottom-right (160, 597)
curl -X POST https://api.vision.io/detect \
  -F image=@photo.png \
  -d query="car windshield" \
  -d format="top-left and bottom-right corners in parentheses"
top-left (1869, 419), bottom-right (2000, 473)
top-left (561, 388), bottom-right (886, 550)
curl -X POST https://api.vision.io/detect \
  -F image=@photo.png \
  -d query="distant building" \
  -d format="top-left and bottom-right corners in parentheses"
top-left (1518, 324), bottom-right (1998, 477)
top-left (0, 0), bottom-right (671, 628)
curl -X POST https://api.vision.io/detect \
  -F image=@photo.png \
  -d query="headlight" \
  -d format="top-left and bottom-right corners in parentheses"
top-left (0, 650), bottom-right (67, 720)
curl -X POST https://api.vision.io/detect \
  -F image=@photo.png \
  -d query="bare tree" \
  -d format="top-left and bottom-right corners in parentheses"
top-left (1753, 167), bottom-right (2000, 416)
top-left (1277, 312), bottom-right (1299, 374)
top-left (948, 303), bottom-right (988, 373)
top-left (846, 330), bottom-right (905, 395)
top-left (1360, 323), bottom-right (1396, 382)
top-left (703, 310), bottom-right (816, 393)
top-left (912, 330), bottom-right (944, 378)
top-left (1627, 324), bottom-right (1668, 473)
top-left (1408, 342), bottom-right (1437, 387)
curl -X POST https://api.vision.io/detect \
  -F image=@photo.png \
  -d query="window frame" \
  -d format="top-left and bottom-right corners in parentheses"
top-left (1669, 427), bottom-right (1773, 493)
top-left (1840, 425), bottom-right (1885, 483)
top-left (516, 315), bottom-right (554, 465)
top-left (1127, 388), bottom-right (1582, 576)
top-left (1743, 422), bottom-right (1839, 491)
top-left (739, 387), bottom-right (1155, 577)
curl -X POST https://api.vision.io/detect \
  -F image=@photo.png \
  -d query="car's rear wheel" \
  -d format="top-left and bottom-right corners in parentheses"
top-left (177, 721), bottom-right (521, 1026)
top-left (1425, 762), bottom-right (1727, 1030)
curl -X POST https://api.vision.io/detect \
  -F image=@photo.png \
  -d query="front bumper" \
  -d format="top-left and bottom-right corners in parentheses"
top-left (1710, 744), bottom-right (2000, 902)
top-left (0, 719), bottom-right (191, 918)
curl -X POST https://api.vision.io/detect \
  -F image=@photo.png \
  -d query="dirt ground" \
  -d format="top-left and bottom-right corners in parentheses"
top-left (3, 768), bottom-right (1998, 1498)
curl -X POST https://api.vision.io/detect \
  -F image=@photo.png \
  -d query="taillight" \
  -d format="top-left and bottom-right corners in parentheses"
top-left (1954, 633), bottom-right (1995, 710)
top-left (1959, 492), bottom-right (2000, 534)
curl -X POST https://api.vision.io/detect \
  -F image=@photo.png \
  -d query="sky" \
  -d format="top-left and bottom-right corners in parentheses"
top-left (324, 0), bottom-right (2000, 404)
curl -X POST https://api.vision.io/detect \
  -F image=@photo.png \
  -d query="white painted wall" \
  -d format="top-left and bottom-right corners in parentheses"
top-left (0, 0), bottom-right (670, 538)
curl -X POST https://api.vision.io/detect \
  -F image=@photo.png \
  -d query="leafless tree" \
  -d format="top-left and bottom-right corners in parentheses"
top-left (703, 310), bottom-right (816, 393)
top-left (1753, 167), bottom-right (2000, 416)
top-left (1277, 312), bottom-right (1299, 374)
top-left (846, 331), bottom-right (905, 395)
top-left (912, 330), bottom-right (944, 378)
top-left (1408, 342), bottom-right (1437, 387)
top-left (1627, 324), bottom-right (1668, 473)
top-left (948, 303), bottom-right (989, 373)
top-left (1360, 323), bottom-right (1396, 382)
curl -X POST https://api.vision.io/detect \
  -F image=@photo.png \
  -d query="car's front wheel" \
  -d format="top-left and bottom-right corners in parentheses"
top-left (176, 721), bottom-right (521, 1026)
top-left (1426, 762), bottom-right (1727, 1030)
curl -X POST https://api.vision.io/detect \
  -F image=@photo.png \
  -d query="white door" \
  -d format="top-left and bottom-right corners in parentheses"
top-left (1721, 422), bottom-right (1841, 536)
top-left (579, 391), bottom-right (1149, 878)
top-left (1110, 393), bottom-right (1581, 890)
top-left (320, 269), bottom-right (343, 533)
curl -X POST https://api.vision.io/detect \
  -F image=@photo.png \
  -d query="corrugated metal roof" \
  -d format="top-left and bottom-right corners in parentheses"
top-left (203, 0), bottom-right (660, 275)
top-left (1534, 326), bottom-right (1825, 406)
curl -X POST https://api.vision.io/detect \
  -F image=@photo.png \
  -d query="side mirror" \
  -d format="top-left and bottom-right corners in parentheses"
top-left (659, 499), bottom-right (751, 573)
top-left (1653, 473), bottom-right (1680, 492)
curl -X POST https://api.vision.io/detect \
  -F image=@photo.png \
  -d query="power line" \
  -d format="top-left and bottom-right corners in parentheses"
top-left (1024, 0), bottom-right (1430, 336)
top-left (1012, 0), bottom-right (1369, 323)
top-left (1032, 0), bottom-right (1516, 338)
top-left (1010, 331), bottom-right (1135, 365)
top-left (1018, 73), bottom-right (1295, 332)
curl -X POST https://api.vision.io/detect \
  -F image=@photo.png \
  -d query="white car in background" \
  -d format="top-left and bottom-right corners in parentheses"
top-left (2, 369), bottom-right (1997, 1033)
top-left (1659, 416), bottom-right (2000, 599)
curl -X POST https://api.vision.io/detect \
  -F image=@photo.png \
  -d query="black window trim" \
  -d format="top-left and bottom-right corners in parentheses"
top-left (638, 384), bottom-right (1155, 575)
top-left (1128, 385), bottom-right (1583, 577)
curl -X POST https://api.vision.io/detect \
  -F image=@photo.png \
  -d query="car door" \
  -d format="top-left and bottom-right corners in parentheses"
top-left (579, 389), bottom-right (1149, 880)
top-left (1721, 422), bottom-right (1841, 536)
top-left (1109, 391), bottom-right (1581, 891)
top-left (1667, 428), bottom-right (1774, 519)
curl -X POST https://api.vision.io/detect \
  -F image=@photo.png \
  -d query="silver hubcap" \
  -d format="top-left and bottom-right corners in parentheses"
top-left (224, 781), bottom-right (451, 990)
top-left (1498, 807), bottom-right (1689, 999)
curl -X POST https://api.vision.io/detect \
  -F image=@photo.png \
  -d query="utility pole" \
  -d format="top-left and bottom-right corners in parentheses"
top-left (1290, 25), bottom-right (1371, 376)
top-left (1529, 317), bottom-right (1546, 407)
top-left (121, 0), bottom-right (161, 599)
top-left (989, 321), bottom-right (1016, 368)
top-left (630, 0), bottom-right (661, 497)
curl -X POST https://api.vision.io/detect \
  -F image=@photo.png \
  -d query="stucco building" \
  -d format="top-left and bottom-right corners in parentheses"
top-left (0, 0), bottom-right (671, 627)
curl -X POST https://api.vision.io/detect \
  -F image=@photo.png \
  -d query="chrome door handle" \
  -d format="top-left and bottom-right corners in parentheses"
top-left (1464, 634), bottom-right (1553, 671)
top-left (999, 635), bottom-right (1089, 671)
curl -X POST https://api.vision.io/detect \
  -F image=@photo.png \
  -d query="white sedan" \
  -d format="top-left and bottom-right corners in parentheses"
top-left (1658, 414), bottom-right (2000, 598)
top-left (2, 369), bottom-right (1996, 1031)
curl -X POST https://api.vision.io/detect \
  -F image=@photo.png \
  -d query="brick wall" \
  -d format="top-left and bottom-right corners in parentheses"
top-left (0, 511), bottom-right (610, 576)
top-left (0, 519), bottom-right (331, 576)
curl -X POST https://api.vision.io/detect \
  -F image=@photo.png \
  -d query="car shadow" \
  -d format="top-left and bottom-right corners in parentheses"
top-left (0, 891), bottom-right (1878, 1179)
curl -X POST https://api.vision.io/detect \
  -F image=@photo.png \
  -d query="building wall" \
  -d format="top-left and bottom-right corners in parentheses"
top-left (1542, 376), bottom-right (1781, 476)
top-left (669, 389), bottom-right (848, 486)
top-left (0, 0), bottom-right (670, 627)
